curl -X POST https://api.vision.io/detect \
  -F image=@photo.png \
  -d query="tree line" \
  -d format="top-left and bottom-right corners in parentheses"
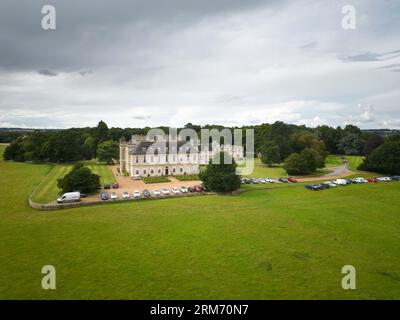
top-left (2, 120), bottom-right (399, 174)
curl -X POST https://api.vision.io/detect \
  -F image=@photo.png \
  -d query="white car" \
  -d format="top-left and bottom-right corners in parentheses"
top-left (265, 178), bottom-right (275, 183)
top-left (324, 181), bottom-right (337, 187)
top-left (161, 188), bottom-right (170, 195)
top-left (180, 186), bottom-right (188, 193)
top-left (354, 177), bottom-right (368, 183)
top-left (172, 187), bottom-right (180, 194)
top-left (377, 176), bottom-right (391, 182)
top-left (133, 190), bottom-right (141, 198)
top-left (153, 189), bottom-right (161, 196)
top-left (110, 192), bottom-right (118, 200)
top-left (334, 179), bottom-right (348, 185)
top-left (122, 191), bottom-right (130, 199)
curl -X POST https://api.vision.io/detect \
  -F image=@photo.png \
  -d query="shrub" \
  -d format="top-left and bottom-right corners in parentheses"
top-left (143, 176), bottom-right (170, 184)
top-left (57, 165), bottom-right (100, 194)
top-left (174, 174), bottom-right (200, 181)
top-left (283, 148), bottom-right (325, 175)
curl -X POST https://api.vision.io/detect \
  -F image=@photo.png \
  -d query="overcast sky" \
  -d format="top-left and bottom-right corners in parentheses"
top-left (0, 0), bottom-right (399, 129)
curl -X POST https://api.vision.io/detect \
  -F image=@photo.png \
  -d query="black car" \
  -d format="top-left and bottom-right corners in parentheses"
top-left (305, 184), bottom-right (323, 191)
top-left (143, 189), bottom-right (151, 198)
top-left (103, 183), bottom-right (111, 189)
top-left (188, 187), bottom-right (195, 192)
top-left (100, 192), bottom-right (109, 200)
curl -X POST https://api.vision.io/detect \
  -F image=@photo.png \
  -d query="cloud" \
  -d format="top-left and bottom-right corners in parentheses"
top-left (37, 69), bottom-right (58, 76)
top-left (0, 0), bottom-right (400, 129)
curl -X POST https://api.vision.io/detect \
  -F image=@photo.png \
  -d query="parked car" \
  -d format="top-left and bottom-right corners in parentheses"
top-left (133, 190), bottom-right (141, 198)
top-left (57, 192), bottom-right (81, 203)
top-left (377, 176), bottom-right (392, 182)
top-left (333, 179), bottom-right (348, 186)
top-left (305, 184), bottom-right (322, 191)
top-left (287, 177), bottom-right (298, 183)
top-left (112, 183), bottom-right (119, 189)
top-left (172, 187), bottom-right (180, 194)
top-left (143, 189), bottom-right (151, 198)
top-left (100, 192), bottom-right (109, 200)
top-left (324, 181), bottom-right (337, 187)
top-left (110, 192), bottom-right (118, 200)
top-left (180, 186), bottom-right (188, 193)
top-left (265, 178), bottom-right (275, 183)
top-left (278, 177), bottom-right (288, 183)
top-left (122, 191), bottom-right (130, 199)
top-left (367, 178), bottom-right (378, 183)
top-left (194, 185), bottom-right (203, 192)
top-left (202, 186), bottom-right (209, 192)
top-left (188, 187), bottom-right (195, 192)
top-left (103, 183), bottom-right (111, 189)
top-left (320, 182), bottom-right (331, 188)
top-left (161, 188), bottom-right (170, 195)
top-left (392, 176), bottom-right (400, 181)
top-left (153, 189), bottom-right (161, 196)
top-left (79, 192), bottom-right (87, 198)
top-left (353, 177), bottom-right (368, 183)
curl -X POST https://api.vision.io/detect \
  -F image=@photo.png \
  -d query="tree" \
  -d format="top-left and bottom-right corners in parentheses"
top-left (283, 148), bottom-right (324, 175)
top-left (358, 140), bottom-right (400, 175)
top-left (314, 125), bottom-right (342, 154)
top-left (337, 133), bottom-right (365, 155)
top-left (290, 131), bottom-right (326, 159)
top-left (83, 135), bottom-right (95, 160)
top-left (267, 121), bottom-right (294, 160)
top-left (57, 164), bottom-right (100, 194)
top-left (3, 137), bottom-right (25, 162)
top-left (363, 133), bottom-right (384, 155)
top-left (199, 152), bottom-right (240, 192)
top-left (260, 141), bottom-right (280, 166)
top-left (94, 120), bottom-right (110, 148)
top-left (97, 140), bottom-right (119, 164)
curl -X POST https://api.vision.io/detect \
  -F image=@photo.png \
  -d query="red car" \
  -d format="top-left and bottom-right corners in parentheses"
top-left (287, 177), bottom-right (298, 183)
top-left (194, 185), bottom-right (203, 192)
top-left (367, 178), bottom-right (377, 183)
top-left (112, 183), bottom-right (119, 189)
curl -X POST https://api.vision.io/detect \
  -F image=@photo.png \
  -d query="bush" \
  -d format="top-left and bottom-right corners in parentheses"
top-left (199, 152), bottom-right (240, 192)
top-left (174, 174), bottom-right (200, 181)
top-left (143, 176), bottom-right (170, 184)
top-left (358, 140), bottom-right (400, 175)
top-left (57, 165), bottom-right (100, 194)
top-left (283, 148), bottom-right (325, 175)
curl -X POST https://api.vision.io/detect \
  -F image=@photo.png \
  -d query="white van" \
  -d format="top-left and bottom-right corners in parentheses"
top-left (333, 179), bottom-right (347, 185)
top-left (57, 192), bottom-right (81, 203)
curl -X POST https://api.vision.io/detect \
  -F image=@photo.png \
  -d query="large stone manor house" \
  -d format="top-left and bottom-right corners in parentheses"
top-left (120, 134), bottom-right (244, 178)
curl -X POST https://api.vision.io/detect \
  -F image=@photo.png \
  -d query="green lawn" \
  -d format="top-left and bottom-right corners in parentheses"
top-left (241, 158), bottom-right (287, 178)
top-left (1, 145), bottom-right (400, 299)
top-left (345, 155), bottom-right (365, 171)
top-left (30, 161), bottom-right (115, 204)
top-left (86, 163), bottom-right (116, 185)
top-left (325, 155), bottom-right (344, 167)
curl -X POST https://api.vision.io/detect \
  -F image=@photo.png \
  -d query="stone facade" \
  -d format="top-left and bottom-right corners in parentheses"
top-left (120, 135), bottom-right (244, 178)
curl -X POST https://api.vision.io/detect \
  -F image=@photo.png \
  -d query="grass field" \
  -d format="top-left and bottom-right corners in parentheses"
top-left (241, 158), bottom-right (287, 178)
top-left (31, 161), bottom-right (115, 204)
top-left (1, 145), bottom-right (400, 299)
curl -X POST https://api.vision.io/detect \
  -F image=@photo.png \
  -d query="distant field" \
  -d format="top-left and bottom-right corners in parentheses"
top-left (31, 164), bottom-right (72, 204)
top-left (1, 145), bottom-right (400, 299)
top-left (325, 155), bottom-right (344, 167)
top-left (86, 163), bottom-right (116, 185)
top-left (345, 155), bottom-right (365, 171)
top-left (241, 158), bottom-right (286, 178)
top-left (30, 161), bottom-right (115, 204)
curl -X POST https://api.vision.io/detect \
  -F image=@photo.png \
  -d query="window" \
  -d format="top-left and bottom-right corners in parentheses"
top-left (158, 169), bottom-right (161, 173)
top-left (136, 170), bottom-right (139, 175)
top-left (151, 169), bottom-right (154, 174)
top-left (143, 170), bottom-right (147, 175)
top-left (173, 168), bottom-right (176, 173)
top-left (135, 156), bottom-right (138, 163)
top-left (180, 168), bottom-right (183, 172)
top-left (144, 156), bottom-right (146, 163)
top-left (151, 155), bottom-right (154, 163)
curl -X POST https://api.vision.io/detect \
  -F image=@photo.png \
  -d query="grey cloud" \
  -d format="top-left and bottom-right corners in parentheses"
top-left (37, 69), bottom-right (58, 76)
top-left (339, 49), bottom-right (400, 62)
top-left (132, 115), bottom-right (151, 120)
top-left (299, 41), bottom-right (317, 49)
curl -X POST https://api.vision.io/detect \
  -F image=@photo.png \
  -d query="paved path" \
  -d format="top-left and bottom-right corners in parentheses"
top-left (297, 162), bottom-right (354, 182)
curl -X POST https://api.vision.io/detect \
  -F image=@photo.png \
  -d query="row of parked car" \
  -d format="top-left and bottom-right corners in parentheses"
top-left (100, 185), bottom-right (209, 201)
top-left (305, 176), bottom-right (400, 191)
top-left (240, 177), bottom-right (298, 184)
